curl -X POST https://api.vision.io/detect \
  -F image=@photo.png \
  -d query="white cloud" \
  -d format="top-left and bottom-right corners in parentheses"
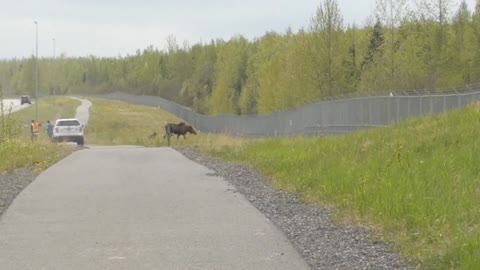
top-left (1, 0), bottom-right (477, 59)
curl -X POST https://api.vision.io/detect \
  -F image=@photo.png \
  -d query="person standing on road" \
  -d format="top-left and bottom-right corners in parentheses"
top-left (46, 120), bottom-right (54, 141)
top-left (31, 120), bottom-right (40, 143)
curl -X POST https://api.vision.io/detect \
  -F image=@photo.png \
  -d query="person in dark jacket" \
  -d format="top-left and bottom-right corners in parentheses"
top-left (46, 120), bottom-right (54, 141)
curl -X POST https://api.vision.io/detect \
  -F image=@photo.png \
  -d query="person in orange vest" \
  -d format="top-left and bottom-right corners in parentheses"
top-left (31, 120), bottom-right (40, 142)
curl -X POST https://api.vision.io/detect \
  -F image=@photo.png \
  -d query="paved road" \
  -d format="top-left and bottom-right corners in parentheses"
top-left (0, 99), bottom-right (32, 115)
top-left (0, 147), bottom-right (310, 270)
top-left (73, 97), bottom-right (92, 125)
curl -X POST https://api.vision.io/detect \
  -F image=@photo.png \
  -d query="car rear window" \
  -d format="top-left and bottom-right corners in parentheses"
top-left (56, 120), bottom-right (80, 126)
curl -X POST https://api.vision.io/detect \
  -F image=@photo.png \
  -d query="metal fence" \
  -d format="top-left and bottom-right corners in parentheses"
top-left (92, 86), bottom-right (480, 137)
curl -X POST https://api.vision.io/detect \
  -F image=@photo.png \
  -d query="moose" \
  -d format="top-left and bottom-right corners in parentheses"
top-left (163, 122), bottom-right (197, 140)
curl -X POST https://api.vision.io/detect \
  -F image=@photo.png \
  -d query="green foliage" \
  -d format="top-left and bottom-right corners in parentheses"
top-left (341, 25), bottom-right (361, 93)
top-left (209, 36), bottom-right (249, 114)
top-left (180, 42), bottom-right (218, 113)
top-left (362, 20), bottom-right (384, 70)
top-left (448, 1), bottom-right (475, 86)
top-left (308, 0), bottom-right (345, 96)
top-left (394, 21), bottom-right (431, 89)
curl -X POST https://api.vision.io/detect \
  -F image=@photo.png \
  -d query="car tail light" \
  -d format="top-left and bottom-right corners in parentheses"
top-left (55, 127), bottom-right (59, 133)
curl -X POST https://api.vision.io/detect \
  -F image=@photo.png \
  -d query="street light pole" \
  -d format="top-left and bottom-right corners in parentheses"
top-left (34, 21), bottom-right (38, 121)
top-left (52, 38), bottom-right (55, 95)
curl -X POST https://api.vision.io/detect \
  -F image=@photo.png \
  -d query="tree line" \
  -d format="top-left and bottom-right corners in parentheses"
top-left (1, 0), bottom-right (480, 115)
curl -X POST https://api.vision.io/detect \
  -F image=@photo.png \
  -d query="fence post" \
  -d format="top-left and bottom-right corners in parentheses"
top-left (407, 96), bottom-right (410, 118)
top-left (396, 97), bottom-right (400, 123)
top-left (430, 96), bottom-right (433, 114)
top-left (443, 95), bottom-right (446, 111)
top-left (387, 96), bottom-right (391, 124)
top-left (368, 99), bottom-right (372, 126)
top-left (420, 96), bottom-right (423, 115)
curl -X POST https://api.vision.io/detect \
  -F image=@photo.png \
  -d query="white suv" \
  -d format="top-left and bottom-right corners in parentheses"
top-left (52, 118), bottom-right (85, 145)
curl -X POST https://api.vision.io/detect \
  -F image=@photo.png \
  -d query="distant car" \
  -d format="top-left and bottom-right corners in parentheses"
top-left (52, 118), bottom-right (85, 146)
top-left (20, 95), bottom-right (31, 105)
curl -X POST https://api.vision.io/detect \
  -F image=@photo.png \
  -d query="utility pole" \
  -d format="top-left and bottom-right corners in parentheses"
top-left (34, 21), bottom-right (38, 121)
top-left (52, 38), bottom-right (55, 95)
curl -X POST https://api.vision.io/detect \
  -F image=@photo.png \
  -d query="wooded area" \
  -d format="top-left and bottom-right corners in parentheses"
top-left (1, 0), bottom-right (480, 115)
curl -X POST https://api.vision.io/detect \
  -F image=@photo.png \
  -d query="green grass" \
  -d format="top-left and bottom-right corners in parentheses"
top-left (0, 96), bottom-right (80, 173)
top-left (86, 98), bottom-right (207, 146)
top-left (203, 103), bottom-right (480, 269)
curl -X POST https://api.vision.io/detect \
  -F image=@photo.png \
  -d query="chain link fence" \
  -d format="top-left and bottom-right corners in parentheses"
top-left (91, 86), bottom-right (480, 137)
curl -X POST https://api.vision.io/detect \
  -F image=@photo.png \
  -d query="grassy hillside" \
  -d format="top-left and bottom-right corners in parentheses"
top-left (85, 98), bottom-right (231, 147)
top-left (85, 99), bottom-right (179, 145)
top-left (86, 98), bottom-right (480, 269)
top-left (202, 103), bottom-right (480, 269)
top-left (0, 97), bottom-right (80, 172)
top-left (85, 98), bottom-right (247, 149)
top-left (11, 97), bottom-right (80, 139)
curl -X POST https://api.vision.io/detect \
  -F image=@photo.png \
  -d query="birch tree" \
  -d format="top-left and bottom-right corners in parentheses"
top-left (309, 0), bottom-right (344, 96)
top-left (375, 0), bottom-right (409, 86)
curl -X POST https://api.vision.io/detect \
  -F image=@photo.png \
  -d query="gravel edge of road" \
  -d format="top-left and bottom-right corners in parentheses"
top-left (0, 167), bottom-right (37, 218)
top-left (175, 146), bottom-right (417, 270)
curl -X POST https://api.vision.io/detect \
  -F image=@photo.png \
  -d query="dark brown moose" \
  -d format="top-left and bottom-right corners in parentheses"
top-left (163, 122), bottom-right (197, 140)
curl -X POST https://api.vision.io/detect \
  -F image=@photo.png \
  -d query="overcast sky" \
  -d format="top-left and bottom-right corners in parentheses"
top-left (0, 0), bottom-right (477, 60)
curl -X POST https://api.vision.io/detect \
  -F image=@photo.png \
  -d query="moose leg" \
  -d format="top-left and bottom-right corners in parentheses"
top-left (164, 125), bottom-right (171, 139)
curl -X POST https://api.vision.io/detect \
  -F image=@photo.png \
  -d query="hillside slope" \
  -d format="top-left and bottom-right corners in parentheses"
top-left (206, 102), bottom-right (480, 269)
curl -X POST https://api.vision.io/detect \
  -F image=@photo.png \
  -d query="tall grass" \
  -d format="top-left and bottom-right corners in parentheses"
top-left (0, 95), bottom-right (80, 173)
top-left (0, 93), bottom-right (22, 142)
top-left (85, 99), bottom-right (248, 149)
top-left (205, 103), bottom-right (480, 269)
top-left (86, 99), bottom-right (186, 146)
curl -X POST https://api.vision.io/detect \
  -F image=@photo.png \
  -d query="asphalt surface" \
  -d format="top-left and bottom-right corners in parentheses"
top-left (0, 99), bottom-right (32, 115)
top-left (0, 147), bottom-right (311, 270)
top-left (73, 97), bottom-right (91, 125)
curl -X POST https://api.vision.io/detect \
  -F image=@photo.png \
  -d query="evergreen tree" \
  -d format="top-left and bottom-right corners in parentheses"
top-left (362, 20), bottom-right (385, 70)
